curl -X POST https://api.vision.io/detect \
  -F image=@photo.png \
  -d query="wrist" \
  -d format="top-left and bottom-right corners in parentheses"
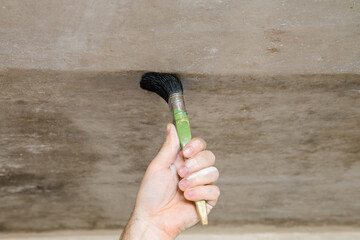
top-left (121, 215), bottom-right (174, 240)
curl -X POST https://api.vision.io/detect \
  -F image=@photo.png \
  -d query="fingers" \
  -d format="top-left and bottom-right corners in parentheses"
top-left (179, 138), bottom-right (220, 215)
top-left (173, 151), bottom-right (185, 172)
top-left (178, 167), bottom-right (219, 191)
top-left (183, 137), bottom-right (207, 158)
top-left (178, 150), bottom-right (215, 178)
top-left (183, 185), bottom-right (220, 202)
top-left (151, 124), bottom-right (180, 168)
top-left (184, 184), bottom-right (220, 215)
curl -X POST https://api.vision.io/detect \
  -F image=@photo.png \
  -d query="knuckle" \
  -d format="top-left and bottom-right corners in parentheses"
top-left (207, 150), bottom-right (216, 164)
top-left (194, 137), bottom-right (206, 149)
top-left (212, 167), bottom-right (219, 178)
top-left (214, 186), bottom-right (220, 197)
top-left (201, 150), bottom-right (215, 165)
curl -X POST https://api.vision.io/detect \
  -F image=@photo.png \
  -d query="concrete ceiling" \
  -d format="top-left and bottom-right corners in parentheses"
top-left (0, 0), bottom-right (359, 74)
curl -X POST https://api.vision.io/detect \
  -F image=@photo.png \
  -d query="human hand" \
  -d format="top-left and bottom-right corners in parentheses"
top-left (120, 124), bottom-right (220, 240)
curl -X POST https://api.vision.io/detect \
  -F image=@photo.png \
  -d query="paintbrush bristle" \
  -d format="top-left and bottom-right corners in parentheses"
top-left (140, 72), bottom-right (183, 103)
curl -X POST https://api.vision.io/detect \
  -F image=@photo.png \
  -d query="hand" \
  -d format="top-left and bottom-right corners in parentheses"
top-left (120, 124), bottom-right (220, 240)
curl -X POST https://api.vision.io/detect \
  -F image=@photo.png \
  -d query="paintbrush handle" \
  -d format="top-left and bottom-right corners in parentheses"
top-left (173, 109), bottom-right (208, 226)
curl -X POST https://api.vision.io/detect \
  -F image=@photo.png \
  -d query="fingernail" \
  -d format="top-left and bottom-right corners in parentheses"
top-left (179, 179), bottom-right (189, 190)
top-left (178, 167), bottom-right (188, 177)
top-left (183, 147), bottom-right (192, 156)
top-left (185, 190), bottom-right (194, 198)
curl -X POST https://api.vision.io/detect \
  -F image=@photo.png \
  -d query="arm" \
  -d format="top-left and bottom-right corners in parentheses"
top-left (120, 216), bottom-right (172, 240)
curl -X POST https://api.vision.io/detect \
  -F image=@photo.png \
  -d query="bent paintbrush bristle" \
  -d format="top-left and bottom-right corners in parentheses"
top-left (140, 72), bottom-right (183, 103)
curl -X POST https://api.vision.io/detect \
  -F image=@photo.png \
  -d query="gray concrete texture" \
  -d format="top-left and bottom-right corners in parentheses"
top-left (1, 70), bottom-right (359, 231)
top-left (0, 0), bottom-right (359, 74)
top-left (0, 0), bottom-right (360, 232)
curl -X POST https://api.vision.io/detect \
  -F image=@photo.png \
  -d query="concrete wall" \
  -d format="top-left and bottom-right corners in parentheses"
top-left (0, 0), bottom-right (359, 232)
top-left (1, 70), bottom-right (359, 231)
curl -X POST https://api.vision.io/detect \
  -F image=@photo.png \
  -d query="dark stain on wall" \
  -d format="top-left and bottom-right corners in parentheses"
top-left (0, 69), bottom-right (359, 231)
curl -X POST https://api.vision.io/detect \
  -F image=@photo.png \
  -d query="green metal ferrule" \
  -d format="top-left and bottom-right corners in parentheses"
top-left (173, 109), bottom-right (192, 149)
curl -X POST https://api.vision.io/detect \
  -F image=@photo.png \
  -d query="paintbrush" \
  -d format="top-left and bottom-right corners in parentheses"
top-left (140, 72), bottom-right (208, 225)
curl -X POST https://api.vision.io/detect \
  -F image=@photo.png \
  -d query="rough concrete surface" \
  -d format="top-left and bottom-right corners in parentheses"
top-left (0, 0), bottom-right (359, 74)
top-left (0, 70), bottom-right (359, 231)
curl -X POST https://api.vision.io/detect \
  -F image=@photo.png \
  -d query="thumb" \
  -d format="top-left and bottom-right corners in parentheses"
top-left (152, 123), bottom-right (180, 168)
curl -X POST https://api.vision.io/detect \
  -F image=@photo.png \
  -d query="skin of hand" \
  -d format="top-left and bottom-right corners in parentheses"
top-left (120, 124), bottom-right (220, 240)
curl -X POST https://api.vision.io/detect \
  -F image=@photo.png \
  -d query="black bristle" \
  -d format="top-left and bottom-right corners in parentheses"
top-left (140, 72), bottom-right (183, 103)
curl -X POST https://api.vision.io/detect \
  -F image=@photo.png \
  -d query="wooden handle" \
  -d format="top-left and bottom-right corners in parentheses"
top-left (195, 200), bottom-right (208, 225)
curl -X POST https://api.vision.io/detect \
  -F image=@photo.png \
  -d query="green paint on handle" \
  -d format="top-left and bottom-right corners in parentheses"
top-left (173, 109), bottom-right (192, 149)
